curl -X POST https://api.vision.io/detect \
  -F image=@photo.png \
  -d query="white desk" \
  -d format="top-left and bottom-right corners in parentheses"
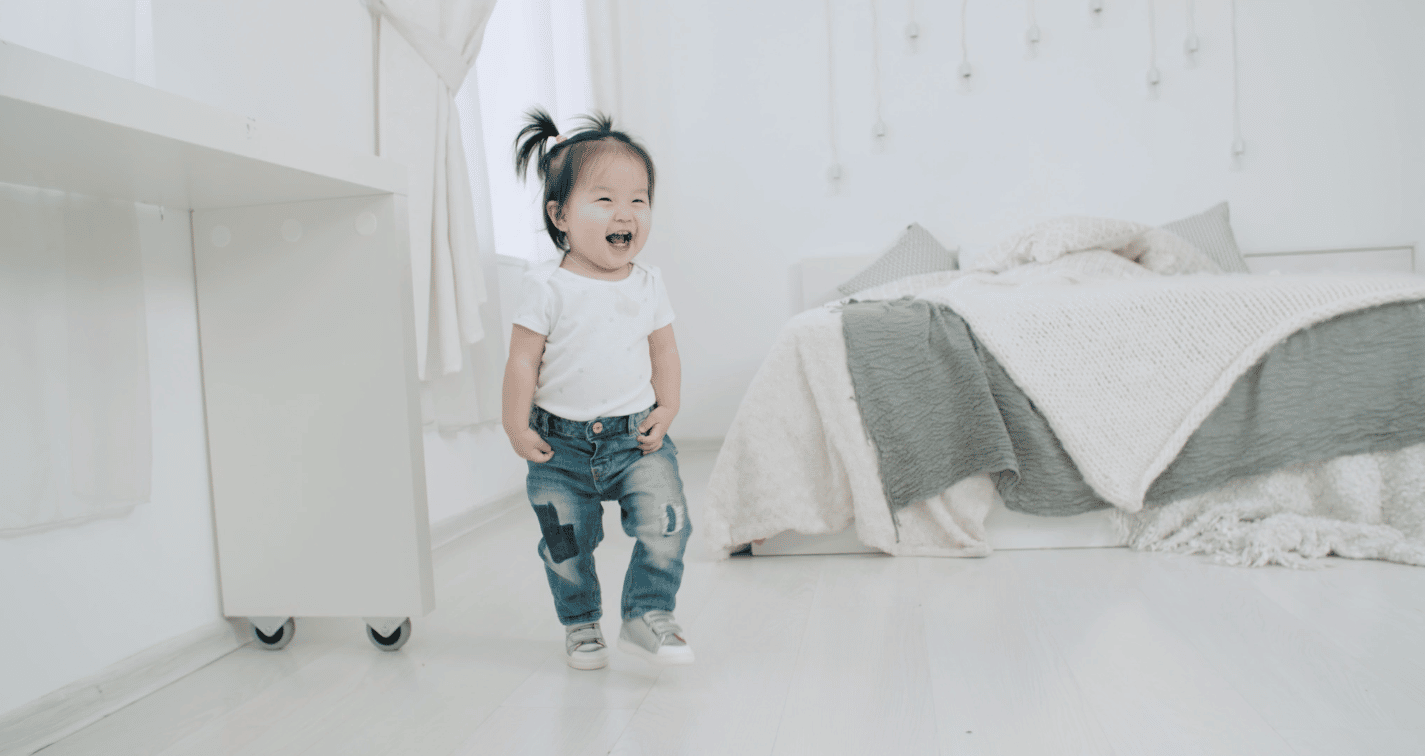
top-left (2, 41), bottom-right (433, 643)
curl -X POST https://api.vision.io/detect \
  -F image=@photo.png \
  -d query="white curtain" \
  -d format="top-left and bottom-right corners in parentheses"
top-left (366, 0), bottom-right (499, 385)
top-left (0, 187), bottom-right (152, 536)
top-left (384, 0), bottom-right (600, 430)
top-left (583, 0), bottom-right (621, 117)
top-left (371, 0), bottom-right (608, 429)
top-left (473, 0), bottom-right (595, 267)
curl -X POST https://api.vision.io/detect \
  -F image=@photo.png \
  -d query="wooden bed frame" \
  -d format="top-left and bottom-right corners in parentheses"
top-left (756, 242), bottom-right (1418, 556)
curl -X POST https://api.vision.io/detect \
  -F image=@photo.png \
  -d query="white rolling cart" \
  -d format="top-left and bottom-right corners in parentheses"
top-left (1, 41), bottom-right (435, 651)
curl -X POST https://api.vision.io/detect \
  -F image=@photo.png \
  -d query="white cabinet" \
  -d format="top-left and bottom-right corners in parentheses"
top-left (2, 41), bottom-right (433, 645)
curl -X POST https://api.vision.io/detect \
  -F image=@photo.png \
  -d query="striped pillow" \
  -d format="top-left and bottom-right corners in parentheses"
top-left (1161, 202), bottom-right (1250, 273)
top-left (837, 223), bottom-right (958, 295)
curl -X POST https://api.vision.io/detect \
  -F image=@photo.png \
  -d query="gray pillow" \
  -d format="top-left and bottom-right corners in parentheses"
top-left (1161, 202), bottom-right (1250, 273)
top-left (837, 223), bottom-right (958, 295)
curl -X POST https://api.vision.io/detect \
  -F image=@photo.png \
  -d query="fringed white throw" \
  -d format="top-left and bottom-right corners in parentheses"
top-left (1114, 443), bottom-right (1425, 568)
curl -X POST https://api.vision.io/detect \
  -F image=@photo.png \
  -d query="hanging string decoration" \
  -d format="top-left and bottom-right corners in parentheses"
top-left (1026, 0), bottom-right (1041, 56)
top-left (870, 0), bottom-right (887, 137)
top-left (815, 0), bottom-right (1248, 175)
top-left (1146, 0), bottom-right (1161, 91)
top-left (1230, 0), bottom-right (1245, 157)
top-left (958, 0), bottom-right (973, 80)
top-left (825, 0), bottom-right (842, 180)
top-left (1184, 0), bottom-right (1200, 66)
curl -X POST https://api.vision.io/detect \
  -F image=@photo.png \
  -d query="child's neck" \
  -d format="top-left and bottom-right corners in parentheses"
top-left (560, 253), bottom-right (632, 281)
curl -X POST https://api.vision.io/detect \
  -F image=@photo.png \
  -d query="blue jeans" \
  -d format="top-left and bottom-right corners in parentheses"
top-left (525, 403), bottom-right (692, 626)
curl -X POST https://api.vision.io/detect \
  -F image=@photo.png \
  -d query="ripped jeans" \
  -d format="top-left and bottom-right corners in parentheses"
top-left (525, 403), bottom-right (692, 626)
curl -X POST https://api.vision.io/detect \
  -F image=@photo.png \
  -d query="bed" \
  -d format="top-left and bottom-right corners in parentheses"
top-left (703, 209), bottom-right (1425, 567)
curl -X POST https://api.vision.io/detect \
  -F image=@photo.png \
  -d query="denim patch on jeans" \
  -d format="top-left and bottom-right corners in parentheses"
top-left (525, 403), bottom-right (692, 625)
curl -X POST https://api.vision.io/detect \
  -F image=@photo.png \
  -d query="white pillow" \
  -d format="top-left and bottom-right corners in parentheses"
top-left (836, 223), bottom-right (958, 295)
top-left (970, 216), bottom-right (1150, 273)
top-left (1120, 227), bottom-right (1223, 275)
top-left (1048, 249), bottom-right (1158, 279)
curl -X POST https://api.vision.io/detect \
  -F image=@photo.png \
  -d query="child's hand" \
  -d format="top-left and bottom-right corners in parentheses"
top-left (510, 427), bottom-right (554, 463)
top-left (636, 408), bottom-right (673, 455)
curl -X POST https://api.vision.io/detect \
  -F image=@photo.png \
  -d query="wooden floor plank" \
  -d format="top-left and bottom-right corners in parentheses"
top-left (1276, 728), bottom-right (1425, 755)
top-left (1011, 549), bottom-right (1297, 756)
top-left (917, 555), bottom-right (1117, 755)
top-left (1128, 554), bottom-right (1425, 731)
top-left (608, 556), bottom-right (823, 756)
top-left (771, 554), bottom-right (940, 756)
top-left (32, 449), bottom-right (1425, 756)
top-left (450, 707), bottom-right (635, 756)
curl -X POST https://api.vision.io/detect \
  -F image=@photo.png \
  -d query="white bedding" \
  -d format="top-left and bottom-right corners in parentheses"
top-left (702, 240), bottom-right (1425, 566)
top-left (921, 259), bottom-right (1425, 512)
top-left (700, 299), bottom-right (1001, 559)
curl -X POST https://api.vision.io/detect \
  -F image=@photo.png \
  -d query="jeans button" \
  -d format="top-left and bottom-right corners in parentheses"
top-left (592, 422), bottom-right (603, 434)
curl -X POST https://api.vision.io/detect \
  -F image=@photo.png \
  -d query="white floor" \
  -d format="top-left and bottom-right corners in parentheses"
top-left (34, 447), bottom-right (1425, 755)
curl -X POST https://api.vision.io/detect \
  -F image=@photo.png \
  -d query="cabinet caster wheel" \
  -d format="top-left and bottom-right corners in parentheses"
top-left (251, 618), bottom-right (295, 650)
top-left (366, 618), bottom-right (411, 652)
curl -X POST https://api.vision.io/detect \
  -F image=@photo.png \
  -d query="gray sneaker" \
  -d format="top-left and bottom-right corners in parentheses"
top-left (565, 622), bottom-right (608, 670)
top-left (618, 610), bottom-right (695, 666)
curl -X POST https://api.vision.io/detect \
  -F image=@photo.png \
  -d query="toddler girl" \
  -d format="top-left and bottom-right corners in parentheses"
top-left (503, 108), bottom-right (693, 670)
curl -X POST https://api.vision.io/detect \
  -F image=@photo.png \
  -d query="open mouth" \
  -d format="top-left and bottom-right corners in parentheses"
top-left (606, 231), bottom-right (633, 250)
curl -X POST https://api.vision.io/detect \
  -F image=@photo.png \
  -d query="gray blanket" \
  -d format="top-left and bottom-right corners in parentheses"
top-left (842, 297), bottom-right (1425, 522)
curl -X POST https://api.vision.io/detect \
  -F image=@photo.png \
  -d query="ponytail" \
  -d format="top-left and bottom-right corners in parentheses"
top-left (513, 107), bottom-right (561, 184)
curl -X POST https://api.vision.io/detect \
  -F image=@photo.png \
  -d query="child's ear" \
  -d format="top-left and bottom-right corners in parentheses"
top-left (546, 200), bottom-right (566, 231)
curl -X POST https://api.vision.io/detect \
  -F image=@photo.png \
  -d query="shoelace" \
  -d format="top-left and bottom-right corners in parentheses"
top-left (642, 611), bottom-right (685, 644)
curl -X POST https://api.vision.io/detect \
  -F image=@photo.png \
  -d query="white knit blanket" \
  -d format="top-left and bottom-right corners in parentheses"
top-left (918, 261), bottom-right (1425, 512)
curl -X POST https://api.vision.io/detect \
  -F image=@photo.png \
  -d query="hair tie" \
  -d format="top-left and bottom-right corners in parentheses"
top-left (552, 134), bottom-right (567, 144)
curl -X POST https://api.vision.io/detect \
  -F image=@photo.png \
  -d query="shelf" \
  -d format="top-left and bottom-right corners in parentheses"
top-left (0, 40), bottom-right (405, 210)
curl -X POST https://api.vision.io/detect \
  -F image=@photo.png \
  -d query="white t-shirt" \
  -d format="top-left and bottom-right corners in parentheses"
top-left (512, 260), bottom-right (676, 422)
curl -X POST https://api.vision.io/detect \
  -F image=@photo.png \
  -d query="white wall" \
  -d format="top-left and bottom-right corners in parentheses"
top-left (152, 0), bottom-right (375, 157)
top-left (0, 200), bottom-right (221, 717)
top-left (610, 0), bottom-right (1425, 439)
top-left (1, 0), bottom-right (526, 718)
top-left (0, 0), bottom-right (137, 80)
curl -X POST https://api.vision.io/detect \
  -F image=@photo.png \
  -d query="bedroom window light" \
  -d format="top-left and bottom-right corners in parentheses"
top-left (459, 0), bottom-right (595, 265)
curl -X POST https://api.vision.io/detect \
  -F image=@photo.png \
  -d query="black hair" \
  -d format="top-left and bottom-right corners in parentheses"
top-left (513, 107), bottom-right (657, 253)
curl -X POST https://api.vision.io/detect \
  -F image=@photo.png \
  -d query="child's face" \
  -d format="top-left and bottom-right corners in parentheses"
top-left (549, 152), bottom-right (651, 274)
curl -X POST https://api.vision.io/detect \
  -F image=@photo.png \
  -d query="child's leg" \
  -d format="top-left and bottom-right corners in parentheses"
top-left (610, 437), bottom-right (692, 622)
top-left (527, 459), bottom-right (607, 626)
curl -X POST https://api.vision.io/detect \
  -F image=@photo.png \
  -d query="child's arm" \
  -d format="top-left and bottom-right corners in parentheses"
top-left (503, 324), bottom-right (554, 462)
top-left (638, 324), bottom-right (680, 454)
